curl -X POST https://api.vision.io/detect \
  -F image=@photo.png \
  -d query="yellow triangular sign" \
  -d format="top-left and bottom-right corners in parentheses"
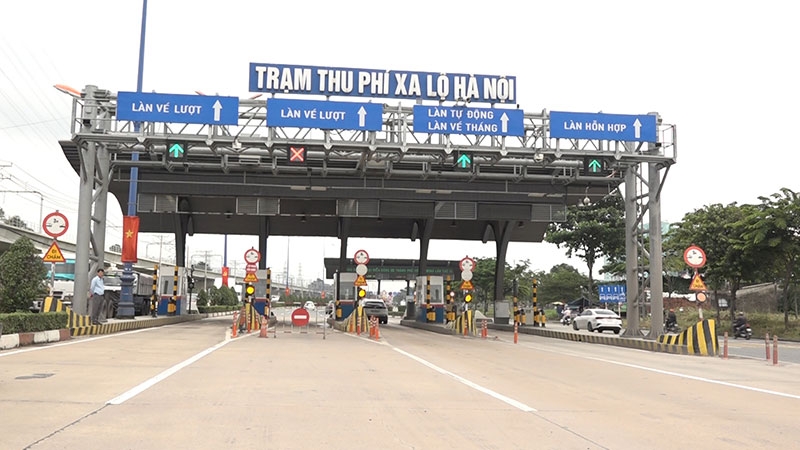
top-left (43, 242), bottom-right (66, 263)
top-left (243, 272), bottom-right (258, 283)
top-left (689, 273), bottom-right (707, 291)
top-left (460, 280), bottom-right (474, 290)
top-left (354, 274), bottom-right (367, 286)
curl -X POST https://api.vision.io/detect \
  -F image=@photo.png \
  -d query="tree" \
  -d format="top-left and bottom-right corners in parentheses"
top-left (737, 188), bottom-right (800, 326)
top-left (197, 289), bottom-right (209, 307)
top-left (665, 203), bottom-right (760, 314)
top-left (536, 264), bottom-right (591, 305)
top-left (4, 215), bottom-right (33, 231)
top-left (470, 257), bottom-right (537, 312)
top-left (545, 194), bottom-right (625, 299)
top-left (0, 237), bottom-right (48, 312)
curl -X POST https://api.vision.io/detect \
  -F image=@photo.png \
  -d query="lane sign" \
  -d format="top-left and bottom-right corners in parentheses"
top-left (460, 280), bottom-right (474, 290)
top-left (689, 273), bottom-right (708, 291)
top-left (117, 92), bottom-right (239, 125)
top-left (266, 98), bottom-right (382, 131)
top-left (244, 248), bottom-right (261, 264)
top-left (354, 274), bottom-right (368, 286)
top-left (353, 249), bottom-right (370, 265)
top-left (245, 263), bottom-right (257, 273)
top-left (243, 272), bottom-right (258, 283)
top-left (413, 105), bottom-right (524, 137)
top-left (291, 308), bottom-right (310, 327)
top-left (43, 241), bottom-right (66, 263)
top-left (683, 245), bottom-right (707, 268)
top-left (549, 111), bottom-right (657, 142)
top-left (43, 211), bottom-right (69, 238)
top-left (459, 256), bottom-right (476, 272)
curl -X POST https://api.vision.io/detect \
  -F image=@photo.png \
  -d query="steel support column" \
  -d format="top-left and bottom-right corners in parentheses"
top-left (416, 219), bottom-right (435, 276)
top-left (622, 164), bottom-right (643, 337)
top-left (647, 160), bottom-right (665, 338)
top-left (337, 217), bottom-right (351, 273)
top-left (258, 217), bottom-right (269, 270)
top-left (492, 220), bottom-right (513, 311)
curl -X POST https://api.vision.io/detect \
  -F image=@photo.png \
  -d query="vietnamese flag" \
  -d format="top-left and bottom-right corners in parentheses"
top-left (122, 215), bottom-right (140, 262)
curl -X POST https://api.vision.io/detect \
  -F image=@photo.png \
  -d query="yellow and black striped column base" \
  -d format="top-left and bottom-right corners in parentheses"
top-left (454, 312), bottom-right (476, 336)
top-left (40, 297), bottom-right (68, 312)
top-left (658, 319), bottom-right (718, 356)
top-left (67, 307), bottom-right (206, 336)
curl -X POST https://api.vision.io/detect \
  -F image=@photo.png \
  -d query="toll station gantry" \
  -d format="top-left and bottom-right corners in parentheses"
top-left (57, 62), bottom-right (676, 336)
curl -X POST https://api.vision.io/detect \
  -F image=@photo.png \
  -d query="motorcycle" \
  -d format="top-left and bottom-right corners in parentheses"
top-left (561, 311), bottom-right (575, 326)
top-left (664, 321), bottom-right (681, 334)
top-left (734, 323), bottom-right (753, 340)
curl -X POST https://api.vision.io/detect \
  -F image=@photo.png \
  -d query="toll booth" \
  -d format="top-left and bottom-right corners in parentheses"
top-left (156, 265), bottom-right (188, 315)
top-left (334, 272), bottom-right (357, 320)
top-left (251, 268), bottom-right (269, 316)
top-left (415, 275), bottom-right (445, 323)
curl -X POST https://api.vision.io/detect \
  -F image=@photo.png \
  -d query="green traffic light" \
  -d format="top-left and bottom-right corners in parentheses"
top-left (588, 159), bottom-right (601, 172)
top-left (169, 143), bottom-right (185, 158)
top-left (457, 153), bottom-right (471, 168)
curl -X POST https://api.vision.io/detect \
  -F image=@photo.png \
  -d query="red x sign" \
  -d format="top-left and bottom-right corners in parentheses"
top-left (289, 147), bottom-right (305, 163)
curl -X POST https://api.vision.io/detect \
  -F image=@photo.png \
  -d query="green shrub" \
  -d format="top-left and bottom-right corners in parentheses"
top-left (198, 305), bottom-right (239, 314)
top-left (0, 312), bottom-right (68, 334)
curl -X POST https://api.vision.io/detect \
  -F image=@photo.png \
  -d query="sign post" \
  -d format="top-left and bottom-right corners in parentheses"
top-left (42, 211), bottom-right (69, 298)
top-left (684, 245), bottom-right (708, 320)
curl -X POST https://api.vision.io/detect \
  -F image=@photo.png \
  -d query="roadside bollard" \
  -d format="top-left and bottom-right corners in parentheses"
top-left (722, 332), bottom-right (728, 359)
top-left (514, 322), bottom-right (518, 344)
top-left (374, 320), bottom-right (380, 340)
top-left (259, 315), bottom-right (268, 338)
top-left (232, 312), bottom-right (239, 338)
top-left (766, 332), bottom-right (771, 361)
top-left (482, 320), bottom-right (487, 339)
top-left (773, 335), bottom-right (778, 366)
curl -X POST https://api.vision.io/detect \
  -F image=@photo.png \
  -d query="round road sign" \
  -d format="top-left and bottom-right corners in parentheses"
top-left (355, 263), bottom-right (368, 276)
top-left (353, 249), bottom-right (370, 265)
top-left (43, 211), bottom-right (69, 239)
top-left (696, 292), bottom-right (708, 303)
top-left (683, 245), bottom-right (706, 269)
top-left (459, 256), bottom-right (476, 272)
top-left (244, 248), bottom-right (261, 265)
top-left (461, 270), bottom-right (473, 281)
top-left (291, 307), bottom-right (310, 327)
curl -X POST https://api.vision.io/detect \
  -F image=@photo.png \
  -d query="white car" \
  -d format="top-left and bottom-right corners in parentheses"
top-left (572, 308), bottom-right (622, 334)
top-left (303, 301), bottom-right (316, 311)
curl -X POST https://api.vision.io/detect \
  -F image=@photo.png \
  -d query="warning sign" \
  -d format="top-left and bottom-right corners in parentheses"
top-left (460, 280), bottom-right (474, 290)
top-left (689, 273), bottom-right (707, 291)
top-left (354, 274), bottom-right (367, 286)
top-left (243, 272), bottom-right (258, 283)
top-left (43, 242), bottom-right (66, 263)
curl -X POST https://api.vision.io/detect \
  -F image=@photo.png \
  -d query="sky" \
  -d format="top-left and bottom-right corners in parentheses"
top-left (1, 1), bottom-right (797, 291)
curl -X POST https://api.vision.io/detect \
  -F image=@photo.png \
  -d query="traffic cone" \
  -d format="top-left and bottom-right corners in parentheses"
top-left (259, 315), bottom-right (268, 338)
top-left (232, 312), bottom-right (239, 338)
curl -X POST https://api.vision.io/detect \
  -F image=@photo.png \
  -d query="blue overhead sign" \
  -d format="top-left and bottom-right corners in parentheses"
top-left (266, 99), bottom-right (383, 131)
top-left (117, 92), bottom-right (239, 125)
top-left (412, 106), bottom-right (524, 137)
top-left (249, 63), bottom-right (516, 104)
top-left (598, 285), bottom-right (627, 303)
top-left (549, 111), bottom-right (658, 142)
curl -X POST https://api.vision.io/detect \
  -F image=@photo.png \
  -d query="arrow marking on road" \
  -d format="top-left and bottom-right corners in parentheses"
top-left (358, 106), bottom-right (366, 127)
top-left (633, 118), bottom-right (641, 139)
top-left (213, 100), bottom-right (222, 122)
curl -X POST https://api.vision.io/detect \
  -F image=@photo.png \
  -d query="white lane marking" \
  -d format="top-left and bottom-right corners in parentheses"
top-left (0, 327), bottom-right (157, 358)
top-left (514, 339), bottom-right (800, 401)
top-left (391, 347), bottom-right (536, 412)
top-left (107, 334), bottom-right (245, 405)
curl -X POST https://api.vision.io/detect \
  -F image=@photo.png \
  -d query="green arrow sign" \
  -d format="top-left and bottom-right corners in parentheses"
top-left (457, 153), bottom-right (472, 169)
top-left (169, 143), bottom-right (185, 158)
top-left (588, 159), bottom-right (601, 173)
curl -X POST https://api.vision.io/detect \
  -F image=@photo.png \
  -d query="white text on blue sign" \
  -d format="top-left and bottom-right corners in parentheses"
top-left (116, 92), bottom-right (239, 125)
top-left (412, 106), bottom-right (524, 137)
top-left (249, 63), bottom-right (516, 103)
top-left (549, 111), bottom-right (657, 143)
top-left (266, 99), bottom-right (382, 131)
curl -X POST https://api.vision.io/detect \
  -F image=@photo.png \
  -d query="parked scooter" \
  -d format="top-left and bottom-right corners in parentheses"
top-left (734, 323), bottom-right (753, 340)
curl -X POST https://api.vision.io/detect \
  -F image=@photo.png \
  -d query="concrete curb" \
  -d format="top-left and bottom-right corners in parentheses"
top-left (0, 311), bottom-right (236, 351)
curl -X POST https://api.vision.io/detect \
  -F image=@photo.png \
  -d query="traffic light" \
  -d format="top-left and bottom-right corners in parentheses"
top-left (358, 287), bottom-right (367, 299)
top-left (464, 293), bottom-right (473, 303)
top-left (455, 152), bottom-right (473, 171)
top-left (187, 276), bottom-right (195, 291)
top-left (583, 156), bottom-right (608, 175)
top-left (167, 141), bottom-right (187, 161)
top-left (245, 283), bottom-right (255, 301)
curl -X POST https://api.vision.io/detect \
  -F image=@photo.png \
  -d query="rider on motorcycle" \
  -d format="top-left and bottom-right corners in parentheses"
top-left (665, 308), bottom-right (678, 330)
top-left (733, 311), bottom-right (747, 334)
